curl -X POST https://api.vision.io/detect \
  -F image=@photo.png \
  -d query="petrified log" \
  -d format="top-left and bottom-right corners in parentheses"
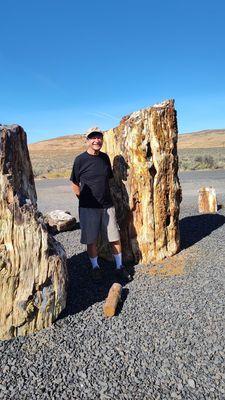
top-left (198, 187), bottom-right (217, 213)
top-left (103, 283), bottom-right (122, 317)
top-left (44, 210), bottom-right (76, 232)
top-left (0, 125), bottom-right (67, 341)
top-left (100, 99), bottom-right (182, 264)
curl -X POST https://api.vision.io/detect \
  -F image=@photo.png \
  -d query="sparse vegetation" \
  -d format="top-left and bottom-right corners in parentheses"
top-left (179, 148), bottom-right (225, 171)
top-left (31, 152), bottom-right (76, 179)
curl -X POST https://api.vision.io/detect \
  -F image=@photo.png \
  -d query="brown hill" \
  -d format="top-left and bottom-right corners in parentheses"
top-left (178, 129), bottom-right (225, 149)
top-left (29, 129), bottom-right (225, 154)
top-left (28, 129), bottom-right (225, 177)
top-left (29, 134), bottom-right (86, 154)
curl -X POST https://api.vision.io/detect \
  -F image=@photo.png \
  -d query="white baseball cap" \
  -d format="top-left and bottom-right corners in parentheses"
top-left (85, 127), bottom-right (103, 138)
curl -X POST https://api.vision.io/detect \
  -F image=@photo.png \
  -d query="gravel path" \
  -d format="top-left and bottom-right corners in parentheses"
top-left (0, 171), bottom-right (225, 399)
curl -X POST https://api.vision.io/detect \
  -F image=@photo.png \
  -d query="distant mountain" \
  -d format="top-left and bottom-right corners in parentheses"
top-left (178, 129), bottom-right (225, 149)
top-left (29, 134), bottom-right (86, 154)
top-left (29, 129), bottom-right (225, 155)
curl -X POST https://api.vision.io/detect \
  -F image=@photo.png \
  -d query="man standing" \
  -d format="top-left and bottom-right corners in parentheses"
top-left (70, 127), bottom-right (131, 283)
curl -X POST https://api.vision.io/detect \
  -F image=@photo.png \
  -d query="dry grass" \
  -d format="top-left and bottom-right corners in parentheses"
top-left (179, 147), bottom-right (225, 171)
top-left (30, 152), bottom-right (76, 178)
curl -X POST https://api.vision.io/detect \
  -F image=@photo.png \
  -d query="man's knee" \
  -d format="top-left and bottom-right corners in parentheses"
top-left (110, 239), bottom-right (121, 245)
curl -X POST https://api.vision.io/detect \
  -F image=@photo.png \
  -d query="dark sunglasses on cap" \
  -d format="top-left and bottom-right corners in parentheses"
top-left (87, 132), bottom-right (103, 139)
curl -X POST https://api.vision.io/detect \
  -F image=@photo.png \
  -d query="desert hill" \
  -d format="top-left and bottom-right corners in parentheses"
top-left (178, 129), bottom-right (225, 149)
top-left (29, 129), bottom-right (225, 154)
top-left (28, 129), bottom-right (225, 177)
top-left (29, 134), bottom-right (86, 153)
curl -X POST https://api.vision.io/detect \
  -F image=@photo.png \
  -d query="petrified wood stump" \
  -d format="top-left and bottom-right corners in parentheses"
top-left (0, 125), bottom-right (67, 340)
top-left (198, 187), bottom-right (217, 214)
top-left (100, 99), bottom-right (182, 264)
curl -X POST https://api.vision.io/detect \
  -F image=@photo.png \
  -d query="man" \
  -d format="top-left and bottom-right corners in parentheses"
top-left (70, 127), bottom-right (131, 282)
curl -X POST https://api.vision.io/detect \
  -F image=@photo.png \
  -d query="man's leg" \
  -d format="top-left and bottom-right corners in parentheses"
top-left (105, 208), bottom-right (131, 281)
top-left (110, 239), bottom-right (122, 254)
top-left (87, 240), bottom-right (102, 282)
top-left (110, 238), bottom-right (131, 281)
top-left (102, 207), bottom-right (122, 269)
top-left (79, 208), bottom-right (101, 278)
top-left (87, 241), bottom-right (99, 269)
top-left (110, 239), bottom-right (123, 269)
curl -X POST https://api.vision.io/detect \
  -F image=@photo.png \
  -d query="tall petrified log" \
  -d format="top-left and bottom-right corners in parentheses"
top-left (0, 125), bottom-right (67, 340)
top-left (101, 99), bottom-right (182, 264)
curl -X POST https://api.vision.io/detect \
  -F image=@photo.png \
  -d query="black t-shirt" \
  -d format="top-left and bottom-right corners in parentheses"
top-left (70, 151), bottom-right (114, 208)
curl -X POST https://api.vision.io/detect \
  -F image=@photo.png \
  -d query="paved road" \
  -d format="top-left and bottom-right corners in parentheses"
top-left (35, 169), bottom-right (225, 218)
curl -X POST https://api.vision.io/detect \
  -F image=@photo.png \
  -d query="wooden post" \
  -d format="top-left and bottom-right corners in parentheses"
top-left (103, 283), bottom-right (122, 317)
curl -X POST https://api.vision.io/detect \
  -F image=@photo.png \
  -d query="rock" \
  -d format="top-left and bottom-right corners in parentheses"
top-left (44, 210), bottom-right (76, 232)
top-left (187, 378), bottom-right (196, 389)
top-left (0, 125), bottom-right (67, 341)
top-left (198, 187), bottom-right (217, 213)
top-left (100, 99), bottom-right (182, 264)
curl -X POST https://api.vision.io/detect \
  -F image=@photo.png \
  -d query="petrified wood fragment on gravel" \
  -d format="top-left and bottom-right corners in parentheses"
top-left (103, 283), bottom-right (122, 317)
top-left (0, 125), bottom-right (67, 341)
top-left (198, 187), bottom-right (217, 214)
top-left (44, 210), bottom-right (76, 232)
top-left (100, 99), bottom-right (182, 264)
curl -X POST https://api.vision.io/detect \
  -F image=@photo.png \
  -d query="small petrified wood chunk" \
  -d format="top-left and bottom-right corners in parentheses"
top-left (100, 99), bottom-right (182, 264)
top-left (103, 283), bottom-right (122, 317)
top-left (44, 210), bottom-right (76, 232)
top-left (0, 125), bottom-right (67, 340)
top-left (198, 187), bottom-right (217, 214)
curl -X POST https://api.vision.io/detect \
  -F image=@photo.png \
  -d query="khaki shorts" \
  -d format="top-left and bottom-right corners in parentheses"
top-left (79, 206), bottom-right (120, 245)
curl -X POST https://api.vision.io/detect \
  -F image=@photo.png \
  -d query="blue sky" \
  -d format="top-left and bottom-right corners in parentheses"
top-left (1, 0), bottom-right (225, 143)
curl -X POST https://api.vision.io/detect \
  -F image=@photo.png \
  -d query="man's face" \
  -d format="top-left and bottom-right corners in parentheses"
top-left (87, 133), bottom-right (103, 151)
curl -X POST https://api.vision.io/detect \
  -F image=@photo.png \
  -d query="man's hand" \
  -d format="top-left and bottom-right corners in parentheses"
top-left (71, 182), bottom-right (80, 198)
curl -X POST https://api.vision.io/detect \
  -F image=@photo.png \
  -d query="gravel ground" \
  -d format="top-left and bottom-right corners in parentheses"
top-left (0, 172), bottom-right (225, 399)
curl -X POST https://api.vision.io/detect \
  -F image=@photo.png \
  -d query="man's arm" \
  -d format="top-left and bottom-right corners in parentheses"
top-left (70, 156), bottom-right (81, 198)
top-left (71, 182), bottom-right (80, 198)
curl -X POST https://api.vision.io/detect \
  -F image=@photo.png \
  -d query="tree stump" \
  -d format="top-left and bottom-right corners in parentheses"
top-left (100, 99), bottom-right (182, 264)
top-left (198, 187), bottom-right (217, 213)
top-left (0, 125), bottom-right (67, 340)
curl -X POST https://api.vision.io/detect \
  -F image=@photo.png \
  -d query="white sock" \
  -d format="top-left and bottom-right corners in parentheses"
top-left (113, 253), bottom-right (122, 269)
top-left (89, 256), bottom-right (99, 269)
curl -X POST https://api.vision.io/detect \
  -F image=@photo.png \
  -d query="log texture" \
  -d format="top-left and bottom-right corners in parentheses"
top-left (103, 283), bottom-right (122, 317)
top-left (198, 187), bottom-right (217, 214)
top-left (0, 125), bottom-right (67, 340)
top-left (100, 100), bottom-right (182, 264)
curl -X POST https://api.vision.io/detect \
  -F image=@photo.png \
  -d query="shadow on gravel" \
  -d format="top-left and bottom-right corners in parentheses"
top-left (48, 222), bottom-right (81, 236)
top-left (116, 288), bottom-right (129, 316)
top-left (58, 251), bottom-right (132, 319)
top-left (180, 213), bottom-right (225, 249)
